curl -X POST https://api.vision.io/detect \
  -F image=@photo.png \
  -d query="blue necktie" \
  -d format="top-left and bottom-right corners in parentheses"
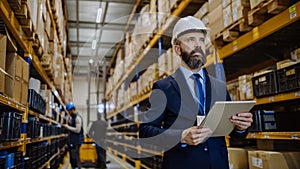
top-left (193, 73), bottom-right (205, 115)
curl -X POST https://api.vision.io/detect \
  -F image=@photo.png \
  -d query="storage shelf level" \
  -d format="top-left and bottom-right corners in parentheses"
top-left (26, 134), bottom-right (68, 144)
top-left (255, 90), bottom-right (300, 105)
top-left (247, 132), bottom-right (300, 140)
top-left (0, 139), bottom-right (24, 150)
top-left (106, 140), bottom-right (163, 156)
top-left (217, 1), bottom-right (300, 60)
top-left (107, 92), bottom-right (151, 119)
top-left (0, 94), bottom-right (27, 113)
top-left (29, 110), bottom-right (64, 125)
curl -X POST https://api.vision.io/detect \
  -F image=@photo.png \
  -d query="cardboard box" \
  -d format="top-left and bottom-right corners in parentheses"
top-left (150, 0), bottom-right (156, 12)
top-left (238, 74), bottom-right (253, 100)
top-left (208, 4), bottom-right (223, 24)
top-left (201, 15), bottom-right (210, 26)
top-left (276, 59), bottom-right (298, 70)
top-left (209, 0), bottom-right (222, 11)
top-left (0, 34), bottom-right (7, 70)
top-left (228, 147), bottom-right (248, 169)
top-left (232, 0), bottom-right (250, 22)
top-left (0, 70), bottom-right (4, 94)
top-left (21, 81), bottom-right (28, 105)
top-left (29, 77), bottom-right (41, 93)
top-left (223, 5), bottom-right (233, 28)
top-left (250, 0), bottom-right (264, 9)
top-left (195, 2), bottom-right (209, 19)
top-left (209, 17), bottom-right (224, 38)
top-left (248, 151), bottom-right (300, 169)
top-left (5, 53), bottom-right (16, 77)
top-left (15, 55), bottom-right (23, 78)
top-left (222, 0), bottom-right (231, 8)
top-left (14, 77), bottom-right (22, 102)
top-left (291, 48), bottom-right (300, 61)
top-left (21, 58), bottom-right (29, 82)
top-left (5, 74), bottom-right (14, 98)
top-left (6, 31), bottom-right (17, 53)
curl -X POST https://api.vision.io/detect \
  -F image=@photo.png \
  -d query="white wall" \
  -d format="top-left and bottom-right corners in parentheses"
top-left (72, 76), bottom-right (104, 129)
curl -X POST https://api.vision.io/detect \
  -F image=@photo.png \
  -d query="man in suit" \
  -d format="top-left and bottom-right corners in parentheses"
top-left (139, 16), bottom-right (253, 169)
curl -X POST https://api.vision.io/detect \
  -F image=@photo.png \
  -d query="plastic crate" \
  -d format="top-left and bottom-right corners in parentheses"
top-left (252, 71), bottom-right (278, 97)
top-left (12, 113), bottom-right (22, 140)
top-left (249, 110), bottom-right (277, 132)
top-left (28, 89), bottom-right (46, 115)
top-left (0, 112), bottom-right (22, 142)
top-left (277, 62), bottom-right (300, 93)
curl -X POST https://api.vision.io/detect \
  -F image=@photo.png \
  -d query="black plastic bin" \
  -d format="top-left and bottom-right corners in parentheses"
top-left (252, 71), bottom-right (278, 97)
top-left (0, 112), bottom-right (22, 142)
top-left (277, 62), bottom-right (300, 93)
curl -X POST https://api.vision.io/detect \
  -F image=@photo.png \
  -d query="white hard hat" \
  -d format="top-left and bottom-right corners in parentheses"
top-left (171, 16), bottom-right (209, 45)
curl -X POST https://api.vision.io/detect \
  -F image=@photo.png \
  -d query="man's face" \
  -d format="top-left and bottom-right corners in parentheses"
top-left (176, 32), bottom-right (206, 69)
top-left (68, 109), bottom-right (76, 116)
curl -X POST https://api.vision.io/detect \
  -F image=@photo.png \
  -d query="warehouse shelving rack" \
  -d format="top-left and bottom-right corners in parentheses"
top-left (216, 1), bottom-right (300, 145)
top-left (0, 0), bottom-right (71, 168)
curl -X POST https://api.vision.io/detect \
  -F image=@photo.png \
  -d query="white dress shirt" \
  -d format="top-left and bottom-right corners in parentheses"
top-left (179, 66), bottom-right (206, 105)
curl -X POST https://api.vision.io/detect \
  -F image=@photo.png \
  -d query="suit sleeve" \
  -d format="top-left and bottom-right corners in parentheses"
top-left (139, 82), bottom-right (183, 145)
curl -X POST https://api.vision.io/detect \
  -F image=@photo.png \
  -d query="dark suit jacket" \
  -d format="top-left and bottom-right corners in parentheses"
top-left (139, 68), bottom-right (247, 169)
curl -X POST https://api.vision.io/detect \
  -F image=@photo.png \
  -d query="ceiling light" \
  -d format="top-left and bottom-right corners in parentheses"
top-left (96, 8), bottom-right (102, 23)
top-left (92, 40), bottom-right (97, 50)
top-left (89, 59), bottom-right (94, 65)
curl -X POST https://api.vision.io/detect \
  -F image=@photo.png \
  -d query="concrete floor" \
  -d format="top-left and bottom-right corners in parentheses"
top-left (66, 151), bottom-right (135, 169)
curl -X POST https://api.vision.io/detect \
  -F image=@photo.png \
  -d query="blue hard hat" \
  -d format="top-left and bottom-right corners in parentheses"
top-left (66, 102), bottom-right (76, 111)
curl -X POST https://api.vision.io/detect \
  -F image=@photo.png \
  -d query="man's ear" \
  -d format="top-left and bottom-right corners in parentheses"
top-left (173, 45), bottom-right (181, 56)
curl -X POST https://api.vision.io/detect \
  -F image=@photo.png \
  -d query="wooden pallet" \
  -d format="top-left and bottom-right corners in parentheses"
top-left (32, 37), bottom-right (43, 57)
top-left (212, 18), bottom-right (252, 48)
top-left (248, 0), bottom-right (290, 26)
top-left (7, 0), bottom-right (21, 12)
top-left (14, 4), bottom-right (28, 19)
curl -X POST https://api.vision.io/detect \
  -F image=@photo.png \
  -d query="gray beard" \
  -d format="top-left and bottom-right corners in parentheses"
top-left (180, 48), bottom-right (205, 69)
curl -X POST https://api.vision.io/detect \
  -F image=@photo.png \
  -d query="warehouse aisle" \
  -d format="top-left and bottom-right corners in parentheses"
top-left (68, 151), bottom-right (135, 169)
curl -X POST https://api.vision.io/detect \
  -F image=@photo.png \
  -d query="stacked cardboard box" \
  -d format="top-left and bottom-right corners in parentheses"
top-left (0, 34), bottom-right (7, 94)
top-left (138, 63), bottom-right (158, 96)
top-left (238, 74), bottom-right (254, 100)
top-left (232, 0), bottom-right (250, 23)
top-left (158, 52), bottom-right (169, 77)
top-left (291, 48), bottom-right (300, 61)
top-left (249, 0), bottom-right (264, 9)
top-left (228, 147), bottom-right (249, 169)
top-left (248, 151), bottom-right (300, 169)
top-left (195, 2), bottom-right (209, 26)
top-left (208, 1), bottom-right (224, 39)
top-left (53, 54), bottom-right (65, 93)
top-left (227, 79), bottom-right (240, 101)
top-left (157, 0), bottom-right (170, 27)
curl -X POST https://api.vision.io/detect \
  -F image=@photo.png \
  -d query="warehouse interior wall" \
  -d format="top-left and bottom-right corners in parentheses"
top-left (72, 76), bottom-right (104, 130)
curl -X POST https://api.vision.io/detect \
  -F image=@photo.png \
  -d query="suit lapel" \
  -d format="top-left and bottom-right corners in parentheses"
top-left (203, 68), bottom-right (212, 113)
top-left (171, 68), bottom-right (198, 113)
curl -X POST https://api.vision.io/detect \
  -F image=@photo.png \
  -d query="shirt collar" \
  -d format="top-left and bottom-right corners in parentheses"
top-left (179, 66), bottom-right (203, 80)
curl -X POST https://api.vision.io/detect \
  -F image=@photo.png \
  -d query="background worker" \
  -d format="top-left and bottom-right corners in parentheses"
top-left (139, 16), bottom-right (253, 169)
top-left (63, 102), bottom-right (84, 169)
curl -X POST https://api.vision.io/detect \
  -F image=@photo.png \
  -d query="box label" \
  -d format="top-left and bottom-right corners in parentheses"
top-left (251, 156), bottom-right (263, 168)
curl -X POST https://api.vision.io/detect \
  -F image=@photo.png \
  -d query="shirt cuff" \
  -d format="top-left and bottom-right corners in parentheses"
top-left (235, 129), bottom-right (246, 133)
